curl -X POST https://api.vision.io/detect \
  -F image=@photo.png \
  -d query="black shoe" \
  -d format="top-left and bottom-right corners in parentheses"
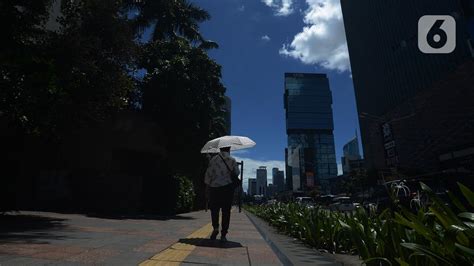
top-left (220, 235), bottom-right (227, 242)
top-left (210, 229), bottom-right (219, 240)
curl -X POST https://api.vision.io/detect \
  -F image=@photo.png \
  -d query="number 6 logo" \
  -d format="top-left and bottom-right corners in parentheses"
top-left (418, 15), bottom-right (456, 54)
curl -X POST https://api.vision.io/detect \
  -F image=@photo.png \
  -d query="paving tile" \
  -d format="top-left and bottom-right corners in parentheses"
top-left (65, 248), bottom-right (119, 264)
top-left (0, 255), bottom-right (17, 263)
top-left (0, 257), bottom-right (55, 266)
top-left (184, 208), bottom-right (281, 266)
top-left (0, 209), bottom-right (347, 265)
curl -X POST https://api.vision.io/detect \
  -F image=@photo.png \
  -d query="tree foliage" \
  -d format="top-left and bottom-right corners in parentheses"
top-left (1, 0), bottom-right (53, 134)
top-left (1, 0), bottom-right (225, 153)
top-left (1, 0), bottom-right (227, 212)
top-left (140, 37), bottom-right (226, 175)
top-left (1, 0), bottom-right (136, 138)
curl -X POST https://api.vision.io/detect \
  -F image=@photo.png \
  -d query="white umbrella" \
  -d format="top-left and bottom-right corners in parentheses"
top-left (201, 135), bottom-right (256, 153)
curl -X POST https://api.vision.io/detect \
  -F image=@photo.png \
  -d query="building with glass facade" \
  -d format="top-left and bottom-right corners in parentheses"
top-left (284, 73), bottom-right (338, 193)
top-left (272, 167), bottom-right (285, 193)
top-left (341, 135), bottom-right (362, 174)
top-left (248, 178), bottom-right (257, 196)
top-left (256, 166), bottom-right (267, 196)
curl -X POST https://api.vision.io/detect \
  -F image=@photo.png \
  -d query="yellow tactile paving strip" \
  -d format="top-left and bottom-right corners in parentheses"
top-left (139, 223), bottom-right (213, 266)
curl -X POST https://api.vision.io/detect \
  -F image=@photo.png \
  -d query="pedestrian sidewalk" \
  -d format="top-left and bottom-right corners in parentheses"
top-left (139, 207), bottom-right (281, 265)
top-left (0, 208), bottom-right (281, 265)
top-left (0, 208), bottom-right (352, 265)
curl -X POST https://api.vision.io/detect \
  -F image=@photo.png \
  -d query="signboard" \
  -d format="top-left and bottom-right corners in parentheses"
top-left (382, 123), bottom-right (393, 141)
top-left (384, 140), bottom-right (396, 149)
top-left (382, 123), bottom-right (398, 167)
top-left (386, 156), bottom-right (399, 166)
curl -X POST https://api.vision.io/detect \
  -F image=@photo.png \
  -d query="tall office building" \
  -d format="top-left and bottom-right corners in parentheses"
top-left (248, 178), bottom-right (257, 196)
top-left (266, 184), bottom-right (276, 197)
top-left (341, 135), bottom-right (362, 174)
top-left (284, 73), bottom-right (338, 192)
top-left (272, 167), bottom-right (285, 193)
top-left (341, 0), bottom-right (474, 175)
top-left (256, 166), bottom-right (267, 196)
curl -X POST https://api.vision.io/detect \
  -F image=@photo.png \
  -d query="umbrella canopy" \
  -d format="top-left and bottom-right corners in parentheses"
top-left (201, 135), bottom-right (256, 153)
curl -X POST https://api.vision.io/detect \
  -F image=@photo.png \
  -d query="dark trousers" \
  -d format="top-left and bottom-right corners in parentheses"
top-left (209, 184), bottom-right (234, 235)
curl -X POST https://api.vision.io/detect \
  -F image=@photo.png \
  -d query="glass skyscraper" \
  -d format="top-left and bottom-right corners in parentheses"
top-left (256, 166), bottom-right (267, 196)
top-left (284, 73), bottom-right (338, 192)
top-left (341, 135), bottom-right (362, 174)
top-left (272, 167), bottom-right (285, 193)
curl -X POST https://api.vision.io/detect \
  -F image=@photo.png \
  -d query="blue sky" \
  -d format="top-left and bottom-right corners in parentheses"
top-left (191, 0), bottom-right (361, 189)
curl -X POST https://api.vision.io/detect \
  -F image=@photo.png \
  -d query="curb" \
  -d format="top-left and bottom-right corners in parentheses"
top-left (244, 210), bottom-right (293, 266)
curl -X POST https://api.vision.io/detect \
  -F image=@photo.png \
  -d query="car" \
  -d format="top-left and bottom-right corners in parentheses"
top-left (316, 194), bottom-right (335, 207)
top-left (329, 197), bottom-right (358, 212)
top-left (266, 199), bottom-right (277, 205)
top-left (295, 197), bottom-right (314, 206)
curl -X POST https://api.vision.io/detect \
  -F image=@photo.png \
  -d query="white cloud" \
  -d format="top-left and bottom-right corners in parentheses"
top-left (261, 35), bottom-right (271, 41)
top-left (337, 163), bottom-right (342, 175)
top-left (234, 156), bottom-right (285, 192)
top-left (279, 0), bottom-right (350, 72)
top-left (261, 0), bottom-right (294, 16)
top-left (232, 149), bottom-right (249, 155)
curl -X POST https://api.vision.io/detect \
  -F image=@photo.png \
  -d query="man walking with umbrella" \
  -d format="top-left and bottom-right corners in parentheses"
top-left (202, 136), bottom-right (255, 242)
top-left (204, 146), bottom-right (239, 242)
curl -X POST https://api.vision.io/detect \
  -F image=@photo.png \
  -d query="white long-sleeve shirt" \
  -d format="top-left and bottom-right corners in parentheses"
top-left (204, 152), bottom-right (240, 187)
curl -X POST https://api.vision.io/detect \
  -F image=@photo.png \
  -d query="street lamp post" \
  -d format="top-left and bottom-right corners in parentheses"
top-left (237, 161), bottom-right (243, 213)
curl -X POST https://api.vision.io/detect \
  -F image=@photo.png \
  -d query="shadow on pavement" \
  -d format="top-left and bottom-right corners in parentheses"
top-left (179, 238), bottom-right (243, 249)
top-left (86, 213), bottom-right (196, 221)
top-left (30, 209), bottom-right (197, 221)
top-left (0, 213), bottom-right (68, 244)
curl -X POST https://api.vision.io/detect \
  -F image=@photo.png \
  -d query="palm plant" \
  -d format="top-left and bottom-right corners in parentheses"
top-left (393, 182), bottom-right (474, 265)
top-left (126, 0), bottom-right (218, 48)
top-left (245, 182), bottom-right (474, 265)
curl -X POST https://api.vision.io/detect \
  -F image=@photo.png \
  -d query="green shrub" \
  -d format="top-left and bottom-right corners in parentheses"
top-left (175, 175), bottom-right (195, 213)
top-left (245, 182), bottom-right (474, 265)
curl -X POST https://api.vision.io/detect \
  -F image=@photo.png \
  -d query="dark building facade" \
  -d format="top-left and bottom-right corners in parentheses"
top-left (256, 166), bottom-right (267, 196)
top-left (285, 148), bottom-right (292, 190)
top-left (248, 178), bottom-right (257, 196)
top-left (284, 73), bottom-right (338, 192)
top-left (341, 0), bottom-right (474, 176)
top-left (272, 167), bottom-right (285, 192)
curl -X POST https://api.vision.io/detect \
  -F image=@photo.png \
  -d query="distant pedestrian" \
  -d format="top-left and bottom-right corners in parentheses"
top-left (204, 146), bottom-right (240, 242)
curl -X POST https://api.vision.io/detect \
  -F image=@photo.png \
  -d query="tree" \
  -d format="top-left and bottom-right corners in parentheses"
top-left (1, 0), bottom-right (138, 211)
top-left (132, 0), bottom-right (227, 209)
top-left (1, 0), bottom-right (226, 212)
top-left (45, 0), bottom-right (136, 136)
top-left (1, 0), bottom-right (136, 139)
top-left (140, 37), bottom-right (226, 175)
top-left (0, 0), bottom-right (53, 134)
top-left (127, 0), bottom-right (216, 46)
